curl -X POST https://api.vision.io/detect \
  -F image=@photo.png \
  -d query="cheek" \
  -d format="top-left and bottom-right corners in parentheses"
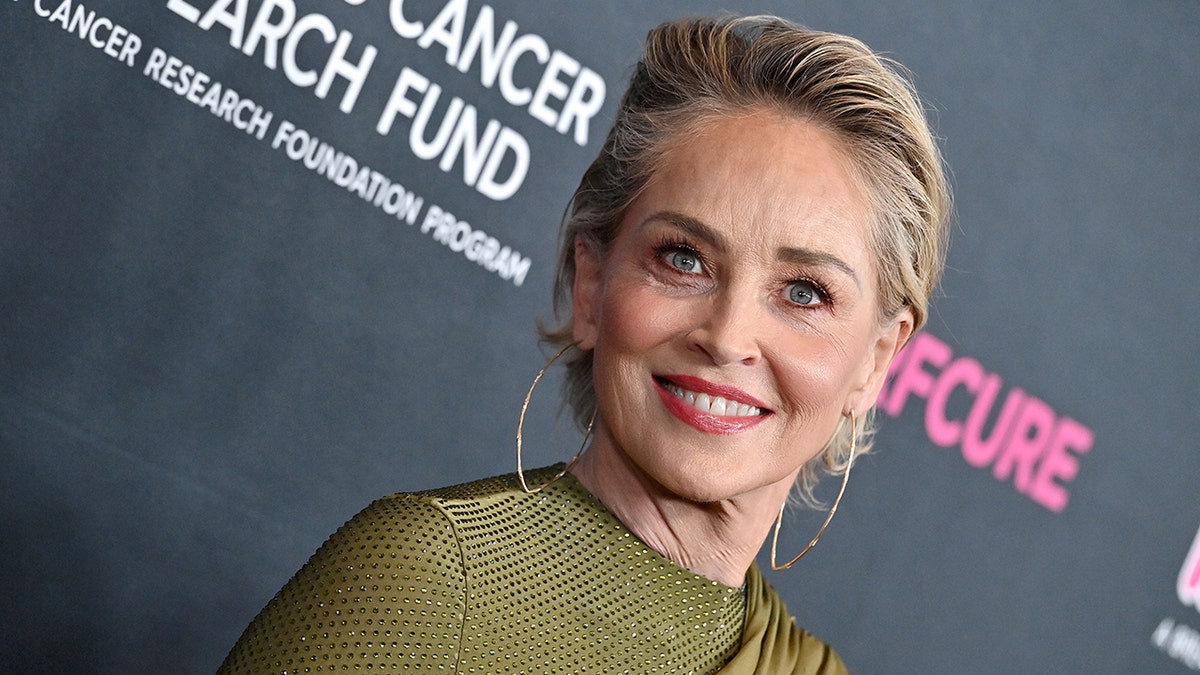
top-left (769, 336), bottom-right (860, 417)
top-left (589, 289), bottom-right (661, 402)
top-left (598, 284), bottom-right (688, 352)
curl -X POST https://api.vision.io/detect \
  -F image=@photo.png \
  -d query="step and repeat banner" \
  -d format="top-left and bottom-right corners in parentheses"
top-left (2, 1), bottom-right (1198, 673)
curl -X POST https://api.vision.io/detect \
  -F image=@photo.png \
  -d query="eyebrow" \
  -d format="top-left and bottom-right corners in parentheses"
top-left (777, 246), bottom-right (862, 290)
top-left (643, 210), bottom-right (862, 290)
top-left (644, 210), bottom-right (730, 252)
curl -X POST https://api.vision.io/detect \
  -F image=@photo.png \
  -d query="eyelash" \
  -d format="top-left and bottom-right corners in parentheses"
top-left (785, 278), bottom-right (834, 307)
top-left (649, 236), bottom-right (836, 308)
top-left (652, 238), bottom-right (707, 275)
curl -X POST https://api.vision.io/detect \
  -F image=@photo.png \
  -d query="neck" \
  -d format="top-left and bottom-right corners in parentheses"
top-left (569, 436), bottom-right (793, 588)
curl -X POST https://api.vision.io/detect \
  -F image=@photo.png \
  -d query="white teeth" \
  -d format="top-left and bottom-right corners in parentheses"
top-left (664, 383), bottom-right (763, 417)
top-left (710, 397), bottom-right (726, 416)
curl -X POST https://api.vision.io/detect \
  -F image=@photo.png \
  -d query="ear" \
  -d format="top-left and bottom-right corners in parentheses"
top-left (571, 237), bottom-right (602, 350)
top-left (846, 309), bottom-right (914, 415)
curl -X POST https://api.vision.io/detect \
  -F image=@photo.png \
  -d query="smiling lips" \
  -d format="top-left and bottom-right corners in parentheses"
top-left (653, 374), bottom-right (771, 435)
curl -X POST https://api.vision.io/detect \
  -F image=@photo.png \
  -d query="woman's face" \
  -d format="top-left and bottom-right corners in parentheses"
top-left (572, 111), bottom-right (912, 504)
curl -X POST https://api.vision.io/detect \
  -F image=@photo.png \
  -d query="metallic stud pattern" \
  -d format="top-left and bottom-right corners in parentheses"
top-left (219, 467), bottom-right (746, 674)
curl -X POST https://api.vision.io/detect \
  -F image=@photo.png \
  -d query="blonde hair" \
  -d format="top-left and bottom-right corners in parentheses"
top-left (541, 15), bottom-right (951, 505)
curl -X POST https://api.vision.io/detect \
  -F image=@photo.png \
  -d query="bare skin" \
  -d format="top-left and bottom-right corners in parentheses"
top-left (569, 111), bottom-right (912, 587)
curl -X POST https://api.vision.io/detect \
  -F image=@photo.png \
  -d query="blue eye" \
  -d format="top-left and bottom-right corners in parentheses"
top-left (667, 249), bottom-right (703, 274)
top-left (786, 280), bottom-right (823, 306)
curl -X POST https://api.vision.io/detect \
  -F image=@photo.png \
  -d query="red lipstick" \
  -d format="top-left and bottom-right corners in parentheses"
top-left (653, 374), bottom-right (771, 435)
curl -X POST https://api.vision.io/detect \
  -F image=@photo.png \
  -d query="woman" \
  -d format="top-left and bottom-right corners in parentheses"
top-left (219, 14), bottom-right (949, 674)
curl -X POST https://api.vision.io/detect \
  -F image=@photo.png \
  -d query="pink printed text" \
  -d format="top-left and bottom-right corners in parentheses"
top-left (1180, 526), bottom-right (1200, 612)
top-left (877, 332), bottom-right (1094, 512)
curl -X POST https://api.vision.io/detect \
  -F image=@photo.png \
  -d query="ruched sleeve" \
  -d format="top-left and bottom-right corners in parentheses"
top-left (718, 563), bottom-right (848, 675)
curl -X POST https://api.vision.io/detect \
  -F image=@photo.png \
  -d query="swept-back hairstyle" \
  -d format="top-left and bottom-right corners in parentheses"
top-left (541, 15), bottom-right (951, 504)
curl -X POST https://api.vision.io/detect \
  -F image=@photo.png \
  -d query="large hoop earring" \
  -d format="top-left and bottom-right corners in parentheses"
top-left (770, 410), bottom-right (858, 571)
top-left (516, 343), bottom-right (596, 494)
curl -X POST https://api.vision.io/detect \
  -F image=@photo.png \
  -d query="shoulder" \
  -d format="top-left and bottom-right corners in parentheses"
top-left (791, 628), bottom-right (849, 675)
top-left (322, 473), bottom-right (521, 563)
top-left (327, 490), bottom-right (462, 569)
top-left (347, 471), bottom-right (527, 526)
top-left (217, 476), bottom-right (534, 674)
top-left (323, 470), bottom-right (558, 574)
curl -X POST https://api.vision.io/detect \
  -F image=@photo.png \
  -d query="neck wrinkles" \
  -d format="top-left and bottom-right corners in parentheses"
top-left (569, 435), bottom-right (791, 588)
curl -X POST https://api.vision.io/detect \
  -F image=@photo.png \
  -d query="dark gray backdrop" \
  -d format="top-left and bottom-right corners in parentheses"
top-left (3, 1), bottom-right (1198, 673)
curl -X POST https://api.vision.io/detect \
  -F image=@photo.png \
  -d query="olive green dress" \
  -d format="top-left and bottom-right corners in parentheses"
top-left (218, 467), bottom-right (847, 674)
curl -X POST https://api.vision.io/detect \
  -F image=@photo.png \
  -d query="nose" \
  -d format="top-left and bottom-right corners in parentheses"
top-left (687, 287), bottom-right (763, 366)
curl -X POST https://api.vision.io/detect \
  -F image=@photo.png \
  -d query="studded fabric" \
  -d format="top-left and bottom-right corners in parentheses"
top-left (218, 467), bottom-right (819, 674)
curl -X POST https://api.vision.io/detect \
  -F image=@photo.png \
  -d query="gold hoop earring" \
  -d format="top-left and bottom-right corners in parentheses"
top-left (516, 343), bottom-right (595, 494)
top-left (771, 410), bottom-right (858, 571)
